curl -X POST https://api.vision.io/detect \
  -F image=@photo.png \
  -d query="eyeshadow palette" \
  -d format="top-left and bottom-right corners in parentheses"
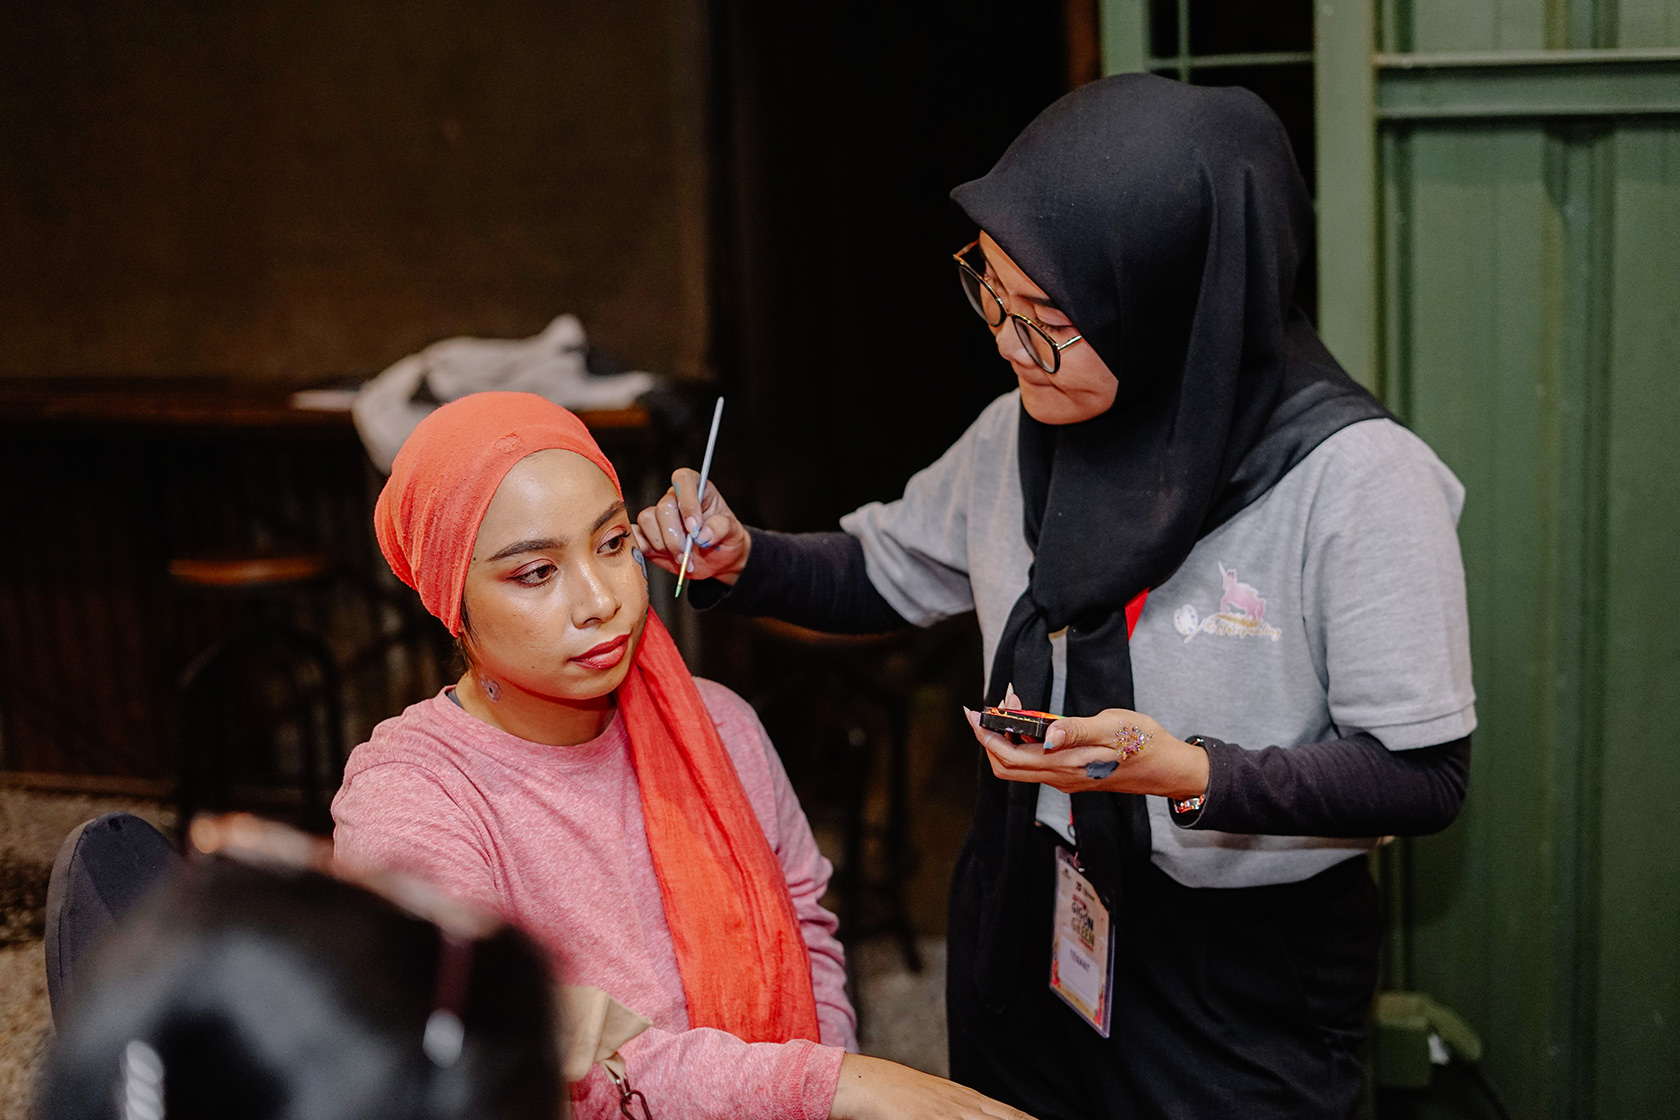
top-left (978, 706), bottom-right (1061, 741)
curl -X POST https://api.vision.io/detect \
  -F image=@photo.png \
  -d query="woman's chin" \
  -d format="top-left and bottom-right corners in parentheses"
top-left (1019, 382), bottom-right (1116, 426)
top-left (545, 665), bottom-right (629, 704)
top-left (564, 648), bottom-right (639, 700)
top-left (500, 663), bottom-right (625, 707)
top-left (1019, 385), bottom-right (1086, 426)
top-left (550, 621), bottom-right (646, 701)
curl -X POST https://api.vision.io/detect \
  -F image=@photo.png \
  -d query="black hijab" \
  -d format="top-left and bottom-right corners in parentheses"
top-left (948, 74), bottom-right (1388, 1001)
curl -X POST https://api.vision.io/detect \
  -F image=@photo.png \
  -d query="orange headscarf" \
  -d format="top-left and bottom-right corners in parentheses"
top-left (374, 392), bottom-right (820, 1044)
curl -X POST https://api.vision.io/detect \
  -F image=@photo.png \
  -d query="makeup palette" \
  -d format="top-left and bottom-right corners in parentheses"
top-left (979, 706), bottom-right (1062, 741)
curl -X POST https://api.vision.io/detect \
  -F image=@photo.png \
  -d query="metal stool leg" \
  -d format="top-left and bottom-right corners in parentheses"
top-left (178, 622), bottom-right (346, 835)
top-left (884, 700), bottom-right (923, 974)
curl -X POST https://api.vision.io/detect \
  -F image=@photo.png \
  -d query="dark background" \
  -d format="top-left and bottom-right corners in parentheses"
top-left (1, 0), bottom-right (1320, 535)
top-left (0, 0), bottom-right (1077, 529)
top-left (0, 0), bottom-right (689, 379)
top-left (704, 0), bottom-right (1068, 530)
top-left (0, 0), bottom-right (1314, 780)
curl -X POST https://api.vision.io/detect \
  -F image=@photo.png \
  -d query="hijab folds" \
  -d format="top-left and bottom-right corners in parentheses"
top-left (375, 392), bottom-right (821, 1044)
top-left (949, 74), bottom-right (1389, 1001)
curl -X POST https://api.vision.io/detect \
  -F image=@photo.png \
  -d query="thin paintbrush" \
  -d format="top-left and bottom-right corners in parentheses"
top-left (675, 396), bottom-right (724, 598)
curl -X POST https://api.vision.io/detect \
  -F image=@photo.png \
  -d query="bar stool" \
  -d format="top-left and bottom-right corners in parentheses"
top-left (169, 553), bottom-right (345, 836)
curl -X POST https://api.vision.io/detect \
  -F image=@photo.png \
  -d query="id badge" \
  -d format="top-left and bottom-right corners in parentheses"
top-left (1049, 845), bottom-right (1115, 1037)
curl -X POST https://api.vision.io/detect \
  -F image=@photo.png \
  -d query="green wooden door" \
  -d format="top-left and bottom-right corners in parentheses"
top-left (1104, 3), bottom-right (1680, 1116)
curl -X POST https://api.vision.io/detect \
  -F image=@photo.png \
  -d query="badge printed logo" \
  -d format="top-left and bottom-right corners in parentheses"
top-left (1173, 563), bottom-right (1283, 643)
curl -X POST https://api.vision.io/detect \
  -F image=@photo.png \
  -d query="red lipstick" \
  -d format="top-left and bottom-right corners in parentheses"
top-left (572, 633), bottom-right (630, 672)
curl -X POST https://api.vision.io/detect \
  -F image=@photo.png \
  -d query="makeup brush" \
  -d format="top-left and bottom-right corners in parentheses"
top-left (675, 396), bottom-right (724, 599)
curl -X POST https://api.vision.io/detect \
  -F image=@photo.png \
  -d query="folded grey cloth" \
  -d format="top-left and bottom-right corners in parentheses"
top-left (352, 314), bottom-right (659, 472)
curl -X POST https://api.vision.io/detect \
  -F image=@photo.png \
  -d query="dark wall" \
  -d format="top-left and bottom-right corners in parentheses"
top-left (0, 0), bottom-right (685, 381)
top-left (707, 1), bottom-right (1069, 530)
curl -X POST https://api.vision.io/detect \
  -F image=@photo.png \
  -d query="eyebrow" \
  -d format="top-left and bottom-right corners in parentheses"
top-left (486, 537), bottom-right (563, 562)
top-left (484, 500), bottom-right (627, 562)
top-left (978, 257), bottom-right (1060, 311)
top-left (590, 499), bottom-right (628, 533)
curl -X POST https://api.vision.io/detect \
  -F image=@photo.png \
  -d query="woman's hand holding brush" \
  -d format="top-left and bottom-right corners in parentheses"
top-left (634, 469), bottom-right (753, 586)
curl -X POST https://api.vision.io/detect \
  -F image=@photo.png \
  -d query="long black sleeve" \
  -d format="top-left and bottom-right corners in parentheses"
top-left (687, 528), bottom-right (910, 634)
top-left (1182, 732), bottom-right (1470, 838)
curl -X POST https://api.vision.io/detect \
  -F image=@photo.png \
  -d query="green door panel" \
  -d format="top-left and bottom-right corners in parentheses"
top-left (1616, 1), bottom-right (1680, 46)
top-left (1401, 0), bottom-right (1551, 52)
top-left (1388, 126), bottom-right (1570, 1120)
top-left (1594, 125), bottom-right (1680, 1117)
top-left (1101, 1), bottom-right (1680, 1114)
top-left (1389, 0), bottom-right (1680, 51)
top-left (1386, 118), bottom-right (1680, 1119)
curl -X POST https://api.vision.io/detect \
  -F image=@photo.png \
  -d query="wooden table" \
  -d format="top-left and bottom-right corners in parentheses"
top-left (0, 379), bottom-right (650, 432)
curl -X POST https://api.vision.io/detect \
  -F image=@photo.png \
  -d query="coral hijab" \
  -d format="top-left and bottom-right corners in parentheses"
top-left (373, 391), bottom-right (819, 1044)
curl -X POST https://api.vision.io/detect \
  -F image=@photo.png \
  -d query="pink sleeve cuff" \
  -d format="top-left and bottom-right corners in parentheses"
top-left (793, 1039), bottom-right (846, 1120)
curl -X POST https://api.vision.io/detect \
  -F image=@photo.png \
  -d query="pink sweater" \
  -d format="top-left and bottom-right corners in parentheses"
top-left (331, 680), bottom-right (854, 1120)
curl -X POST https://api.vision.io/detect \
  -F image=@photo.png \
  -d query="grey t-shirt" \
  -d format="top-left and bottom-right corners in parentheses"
top-left (839, 390), bottom-right (1476, 888)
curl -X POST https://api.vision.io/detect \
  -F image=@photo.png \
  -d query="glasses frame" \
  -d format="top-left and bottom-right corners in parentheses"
top-left (953, 240), bottom-right (1085, 375)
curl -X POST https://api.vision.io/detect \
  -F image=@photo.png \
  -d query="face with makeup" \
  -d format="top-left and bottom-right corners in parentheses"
top-left (977, 232), bottom-right (1120, 425)
top-left (457, 449), bottom-right (648, 719)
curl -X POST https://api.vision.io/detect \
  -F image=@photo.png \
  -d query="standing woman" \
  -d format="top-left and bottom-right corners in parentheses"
top-left (637, 75), bottom-right (1475, 1119)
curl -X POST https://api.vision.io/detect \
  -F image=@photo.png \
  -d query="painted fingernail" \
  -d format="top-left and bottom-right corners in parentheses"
top-left (685, 516), bottom-right (701, 535)
top-left (1047, 729), bottom-right (1065, 747)
top-left (697, 534), bottom-right (713, 549)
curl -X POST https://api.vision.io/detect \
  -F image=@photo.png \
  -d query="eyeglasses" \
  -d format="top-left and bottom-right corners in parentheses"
top-left (953, 240), bottom-right (1085, 375)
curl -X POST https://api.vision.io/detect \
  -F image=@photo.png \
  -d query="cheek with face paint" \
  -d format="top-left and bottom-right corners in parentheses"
top-left (457, 449), bottom-right (652, 705)
top-left (463, 559), bottom-right (650, 704)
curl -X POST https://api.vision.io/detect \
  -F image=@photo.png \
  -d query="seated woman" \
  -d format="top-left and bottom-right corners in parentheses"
top-left (333, 392), bottom-right (1027, 1120)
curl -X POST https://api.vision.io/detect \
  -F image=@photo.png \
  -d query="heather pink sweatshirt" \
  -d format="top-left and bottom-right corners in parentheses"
top-left (331, 679), bottom-right (855, 1120)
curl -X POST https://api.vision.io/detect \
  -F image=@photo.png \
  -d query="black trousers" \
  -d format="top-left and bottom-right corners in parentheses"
top-left (947, 826), bottom-right (1380, 1120)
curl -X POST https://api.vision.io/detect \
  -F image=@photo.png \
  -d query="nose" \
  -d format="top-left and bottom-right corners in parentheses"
top-left (569, 557), bottom-right (623, 629)
top-left (992, 317), bottom-right (1035, 369)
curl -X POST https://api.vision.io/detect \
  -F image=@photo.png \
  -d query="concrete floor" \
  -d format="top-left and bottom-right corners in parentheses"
top-left (0, 941), bottom-right (47, 1120)
top-left (852, 935), bottom-right (950, 1078)
top-left (0, 788), bottom-right (179, 1120)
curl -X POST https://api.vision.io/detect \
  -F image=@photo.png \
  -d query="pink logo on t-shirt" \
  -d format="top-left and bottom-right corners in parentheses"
top-left (1173, 563), bottom-right (1282, 644)
top-left (1219, 565), bottom-right (1267, 622)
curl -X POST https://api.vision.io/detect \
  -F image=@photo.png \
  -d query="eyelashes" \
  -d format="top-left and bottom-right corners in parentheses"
top-left (506, 531), bottom-right (633, 586)
top-left (511, 563), bottom-right (556, 585)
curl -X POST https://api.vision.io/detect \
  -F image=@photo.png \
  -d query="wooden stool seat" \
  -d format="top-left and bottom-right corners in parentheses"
top-left (168, 553), bottom-right (331, 588)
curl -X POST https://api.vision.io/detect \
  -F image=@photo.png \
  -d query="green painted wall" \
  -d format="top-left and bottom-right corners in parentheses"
top-left (1386, 117), bottom-right (1680, 1119)
top-left (1379, 2), bottom-right (1680, 1114)
top-left (1105, 1), bottom-right (1680, 1115)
